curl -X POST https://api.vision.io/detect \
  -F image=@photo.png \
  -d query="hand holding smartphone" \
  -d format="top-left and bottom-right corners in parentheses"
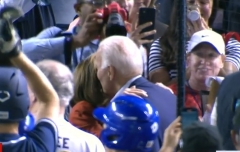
top-left (138, 8), bottom-right (156, 40)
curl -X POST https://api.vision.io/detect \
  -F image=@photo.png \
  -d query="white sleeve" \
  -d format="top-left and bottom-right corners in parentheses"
top-left (225, 38), bottom-right (240, 70)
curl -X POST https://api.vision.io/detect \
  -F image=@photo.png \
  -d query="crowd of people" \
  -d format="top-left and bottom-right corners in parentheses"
top-left (1, 0), bottom-right (240, 152)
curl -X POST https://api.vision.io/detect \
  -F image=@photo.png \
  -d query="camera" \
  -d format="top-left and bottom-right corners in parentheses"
top-left (96, 2), bottom-right (128, 37)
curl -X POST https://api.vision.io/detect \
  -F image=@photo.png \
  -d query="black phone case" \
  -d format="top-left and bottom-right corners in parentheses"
top-left (138, 8), bottom-right (156, 40)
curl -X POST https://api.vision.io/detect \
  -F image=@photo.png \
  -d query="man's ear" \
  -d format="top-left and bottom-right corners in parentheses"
top-left (108, 66), bottom-right (115, 81)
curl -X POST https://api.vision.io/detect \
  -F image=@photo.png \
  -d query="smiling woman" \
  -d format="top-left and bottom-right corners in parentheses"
top-left (168, 30), bottom-right (225, 117)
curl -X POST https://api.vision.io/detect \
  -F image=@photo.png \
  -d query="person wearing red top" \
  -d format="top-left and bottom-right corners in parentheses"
top-left (169, 30), bottom-right (226, 117)
top-left (69, 56), bottom-right (106, 137)
top-left (169, 83), bottom-right (203, 116)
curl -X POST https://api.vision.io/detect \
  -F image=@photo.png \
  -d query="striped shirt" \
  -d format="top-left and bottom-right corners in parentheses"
top-left (148, 38), bottom-right (240, 79)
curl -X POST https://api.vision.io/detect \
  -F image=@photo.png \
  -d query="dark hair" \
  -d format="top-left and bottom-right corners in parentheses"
top-left (159, 0), bottom-right (219, 67)
top-left (181, 122), bottom-right (223, 152)
top-left (73, 55), bottom-right (106, 107)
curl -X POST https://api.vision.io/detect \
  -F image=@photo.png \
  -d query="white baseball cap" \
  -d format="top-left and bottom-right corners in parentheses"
top-left (187, 30), bottom-right (225, 54)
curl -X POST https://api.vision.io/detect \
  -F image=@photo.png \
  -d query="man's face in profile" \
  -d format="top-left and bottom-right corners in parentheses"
top-left (94, 51), bottom-right (114, 96)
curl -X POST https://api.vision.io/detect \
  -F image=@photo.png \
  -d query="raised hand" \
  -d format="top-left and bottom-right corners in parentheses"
top-left (130, 22), bottom-right (156, 48)
top-left (0, 6), bottom-right (23, 55)
top-left (123, 86), bottom-right (148, 98)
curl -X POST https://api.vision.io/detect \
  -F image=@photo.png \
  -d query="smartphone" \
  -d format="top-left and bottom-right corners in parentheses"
top-left (138, 8), bottom-right (156, 40)
top-left (181, 108), bottom-right (198, 129)
top-left (200, 90), bottom-right (209, 113)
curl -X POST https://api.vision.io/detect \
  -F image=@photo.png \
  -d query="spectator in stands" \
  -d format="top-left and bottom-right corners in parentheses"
top-left (94, 36), bottom-right (176, 151)
top-left (217, 71), bottom-right (240, 150)
top-left (93, 95), bottom-right (160, 152)
top-left (69, 55), bottom-right (106, 137)
top-left (69, 55), bottom-right (148, 137)
top-left (169, 30), bottom-right (225, 116)
top-left (31, 59), bottom-right (105, 152)
top-left (0, 48), bottom-right (59, 151)
top-left (148, 0), bottom-right (240, 85)
top-left (159, 117), bottom-right (223, 152)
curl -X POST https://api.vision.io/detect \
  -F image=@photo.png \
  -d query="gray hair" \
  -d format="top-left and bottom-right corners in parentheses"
top-left (98, 36), bottom-right (143, 76)
top-left (36, 60), bottom-right (73, 107)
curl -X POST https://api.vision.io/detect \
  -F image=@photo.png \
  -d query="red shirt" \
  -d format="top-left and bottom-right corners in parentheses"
top-left (168, 83), bottom-right (203, 116)
top-left (69, 101), bottom-right (103, 138)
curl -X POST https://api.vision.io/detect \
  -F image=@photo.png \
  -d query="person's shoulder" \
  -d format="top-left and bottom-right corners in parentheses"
top-left (133, 78), bottom-right (175, 96)
top-left (2, 136), bottom-right (28, 152)
top-left (150, 38), bottom-right (163, 52)
top-left (75, 129), bottom-right (105, 152)
top-left (26, 118), bottom-right (58, 152)
top-left (152, 38), bottom-right (161, 46)
top-left (60, 121), bottom-right (105, 152)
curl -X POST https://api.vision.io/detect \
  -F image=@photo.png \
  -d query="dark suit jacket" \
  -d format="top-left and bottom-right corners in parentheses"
top-left (129, 77), bottom-right (177, 152)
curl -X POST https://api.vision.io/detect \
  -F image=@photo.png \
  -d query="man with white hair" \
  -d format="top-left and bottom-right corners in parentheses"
top-left (35, 59), bottom-right (105, 152)
top-left (94, 36), bottom-right (177, 151)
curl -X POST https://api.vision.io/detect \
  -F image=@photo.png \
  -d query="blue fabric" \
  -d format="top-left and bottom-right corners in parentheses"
top-left (21, 26), bottom-right (99, 69)
top-left (21, 26), bottom-right (65, 64)
top-left (18, 113), bottom-right (35, 136)
top-left (1, 118), bottom-right (58, 152)
top-left (129, 77), bottom-right (177, 151)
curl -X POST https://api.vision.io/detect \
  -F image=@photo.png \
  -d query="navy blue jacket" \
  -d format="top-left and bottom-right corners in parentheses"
top-left (130, 77), bottom-right (177, 152)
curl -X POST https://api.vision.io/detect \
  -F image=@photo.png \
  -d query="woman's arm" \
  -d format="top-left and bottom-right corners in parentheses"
top-left (148, 39), bottom-right (171, 84)
top-left (221, 37), bottom-right (240, 76)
